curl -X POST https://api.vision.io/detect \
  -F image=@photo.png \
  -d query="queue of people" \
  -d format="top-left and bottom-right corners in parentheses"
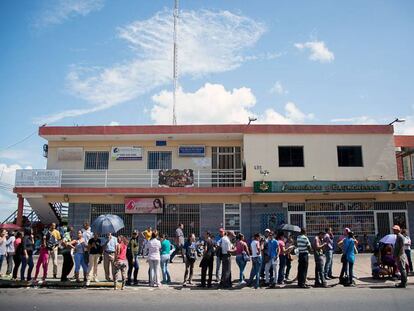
top-left (0, 222), bottom-right (411, 290)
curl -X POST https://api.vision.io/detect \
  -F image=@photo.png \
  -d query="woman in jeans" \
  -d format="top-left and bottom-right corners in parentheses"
top-left (73, 230), bottom-right (88, 282)
top-left (235, 233), bottom-right (250, 285)
top-left (145, 230), bottom-right (162, 287)
top-left (21, 228), bottom-right (34, 281)
top-left (160, 234), bottom-right (172, 284)
top-left (183, 233), bottom-right (197, 286)
top-left (12, 232), bottom-right (23, 281)
top-left (342, 231), bottom-right (357, 286)
top-left (248, 233), bottom-right (262, 289)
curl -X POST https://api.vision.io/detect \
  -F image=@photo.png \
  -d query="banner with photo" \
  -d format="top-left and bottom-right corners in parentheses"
top-left (158, 169), bottom-right (194, 187)
top-left (125, 198), bottom-right (164, 214)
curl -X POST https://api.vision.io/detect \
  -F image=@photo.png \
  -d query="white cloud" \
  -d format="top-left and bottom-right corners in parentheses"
top-left (0, 149), bottom-right (31, 161)
top-left (108, 121), bottom-right (120, 126)
top-left (36, 0), bottom-right (104, 27)
top-left (270, 81), bottom-right (288, 95)
top-left (36, 9), bottom-right (265, 124)
top-left (331, 116), bottom-right (379, 125)
top-left (150, 83), bottom-right (313, 125)
top-left (295, 40), bottom-right (334, 63)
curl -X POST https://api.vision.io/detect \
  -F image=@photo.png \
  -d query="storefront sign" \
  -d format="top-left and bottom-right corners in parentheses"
top-left (254, 180), bottom-right (414, 193)
top-left (125, 198), bottom-right (164, 214)
top-left (111, 146), bottom-right (143, 161)
top-left (158, 169), bottom-right (194, 187)
top-left (178, 145), bottom-right (205, 157)
top-left (57, 148), bottom-right (83, 161)
top-left (15, 169), bottom-right (61, 187)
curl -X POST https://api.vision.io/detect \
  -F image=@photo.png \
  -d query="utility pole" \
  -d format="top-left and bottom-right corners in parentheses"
top-left (172, 0), bottom-right (179, 125)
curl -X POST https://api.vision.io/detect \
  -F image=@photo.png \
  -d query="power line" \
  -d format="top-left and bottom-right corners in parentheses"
top-left (0, 129), bottom-right (39, 153)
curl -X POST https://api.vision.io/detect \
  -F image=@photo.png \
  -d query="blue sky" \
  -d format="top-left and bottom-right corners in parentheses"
top-left (0, 0), bottom-right (414, 218)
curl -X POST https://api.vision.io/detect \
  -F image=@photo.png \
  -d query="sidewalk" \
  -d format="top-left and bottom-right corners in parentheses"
top-left (0, 253), bottom-right (412, 289)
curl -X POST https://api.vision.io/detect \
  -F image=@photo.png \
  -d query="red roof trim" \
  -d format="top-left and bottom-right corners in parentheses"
top-left (394, 135), bottom-right (414, 147)
top-left (14, 187), bottom-right (253, 195)
top-left (39, 124), bottom-right (393, 137)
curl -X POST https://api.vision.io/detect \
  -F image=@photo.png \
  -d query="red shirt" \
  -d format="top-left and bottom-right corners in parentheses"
top-left (278, 239), bottom-right (285, 255)
top-left (117, 242), bottom-right (127, 261)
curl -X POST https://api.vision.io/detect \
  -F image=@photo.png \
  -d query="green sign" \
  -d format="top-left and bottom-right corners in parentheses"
top-left (253, 180), bottom-right (414, 193)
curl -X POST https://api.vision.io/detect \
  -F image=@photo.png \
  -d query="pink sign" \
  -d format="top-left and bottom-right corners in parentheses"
top-left (125, 198), bottom-right (164, 214)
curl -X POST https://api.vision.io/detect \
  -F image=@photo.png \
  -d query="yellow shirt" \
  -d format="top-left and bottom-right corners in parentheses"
top-left (143, 230), bottom-right (152, 240)
top-left (50, 229), bottom-right (61, 241)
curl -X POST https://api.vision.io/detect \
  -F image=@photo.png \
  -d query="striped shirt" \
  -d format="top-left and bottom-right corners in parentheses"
top-left (296, 235), bottom-right (311, 254)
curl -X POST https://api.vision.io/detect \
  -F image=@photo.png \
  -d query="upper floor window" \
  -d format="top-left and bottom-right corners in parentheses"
top-left (337, 146), bottom-right (363, 167)
top-left (278, 146), bottom-right (304, 167)
top-left (84, 151), bottom-right (109, 170)
top-left (148, 151), bottom-right (172, 170)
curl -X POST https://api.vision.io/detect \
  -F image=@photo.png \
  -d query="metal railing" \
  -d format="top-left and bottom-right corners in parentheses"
top-left (2, 205), bottom-right (39, 224)
top-left (16, 168), bottom-right (244, 188)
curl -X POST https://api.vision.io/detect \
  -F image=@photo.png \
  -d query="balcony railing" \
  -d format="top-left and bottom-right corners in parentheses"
top-left (15, 169), bottom-right (244, 188)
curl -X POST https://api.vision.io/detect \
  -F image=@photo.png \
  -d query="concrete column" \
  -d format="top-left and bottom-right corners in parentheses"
top-left (16, 194), bottom-right (24, 227)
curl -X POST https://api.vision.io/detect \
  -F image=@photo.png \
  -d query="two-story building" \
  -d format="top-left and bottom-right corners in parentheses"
top-left (13, 124), bottom-right (414, 241)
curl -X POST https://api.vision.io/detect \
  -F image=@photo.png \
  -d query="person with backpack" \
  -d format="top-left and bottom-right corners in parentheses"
top-left (183, 233), bottom-right (197, 286)
top-left (46, 223), bottom-right (61, 279)
top-left (313, 231), bottom-right (327, 287)
top-left (264, 231), bottom-right (279, 288)
top-left (126, 230), bottom-right (140, 286)
top-left (200, 231), bottom-right (215, 288)
top-left (235, 233), bottom-right (250, 285)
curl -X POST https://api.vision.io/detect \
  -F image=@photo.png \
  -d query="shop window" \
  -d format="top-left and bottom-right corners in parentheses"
top-left (147, 151), bottom-right (172, 170)
top-left (278, 146), bottom-right (304, 167)
top-left (224, 203), bottom-right (241, 233)
top-left (337, 146), bottom-right (363, 167)
top-left (84, 151), bottom-right (109, 170)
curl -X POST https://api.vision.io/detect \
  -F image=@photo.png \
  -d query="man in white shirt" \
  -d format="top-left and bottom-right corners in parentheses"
top-left (219, 230), bottom-right (235, 288)
top-left (82, 222), bottom-right (93, 266)
top-left (402, 229), bottom-right (413, 273)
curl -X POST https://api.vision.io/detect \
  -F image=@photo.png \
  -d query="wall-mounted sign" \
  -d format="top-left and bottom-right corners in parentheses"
top-left (57, 148), bottom-right (83, 161)
top-left (156, 140), bottom-right (167, 146)
top-left (111, 146), bottom-right (143, 161)
top-left (253, 180), bottom-right (414, 193)
top-left (158, 169), bottom-right (194, 187)
top-left (178, 145), bottom-right (205, 157)
top-left (15, 169), bottom-right (61, 187)
top-left (125, 198), bottom-right (164, 214)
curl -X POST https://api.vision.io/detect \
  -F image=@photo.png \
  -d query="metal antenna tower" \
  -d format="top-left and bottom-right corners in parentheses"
top-left (172, 0), bottom-right (179, 125)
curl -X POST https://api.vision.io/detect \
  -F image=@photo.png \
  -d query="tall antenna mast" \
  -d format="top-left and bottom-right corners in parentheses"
top-left (172, 0), bottom-right (179, 125)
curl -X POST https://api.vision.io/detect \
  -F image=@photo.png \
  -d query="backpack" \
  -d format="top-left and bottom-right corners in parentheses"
top-left (46, 232), bottom-right (59, 250)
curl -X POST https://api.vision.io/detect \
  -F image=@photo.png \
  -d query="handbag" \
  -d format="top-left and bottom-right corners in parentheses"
top-left (242, 251), bottom-right (251, 262)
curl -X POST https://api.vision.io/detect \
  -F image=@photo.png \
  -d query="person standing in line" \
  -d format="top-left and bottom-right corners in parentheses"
top-left (313, 231), bottom-right (327, 287)
top-left (145, 230), bottom-right (162, 287)
top-left (393, 225), bottom-right (408, 288)
top-left (170, 223), bottom-right (185, 263)
top-left (200, 231), bottom-right (215, 288)
top-left (113, 235), bottom-right (128, 290)
top-left (160, 234), bottom-right (172, 284)
top-left (103, 232), bottom-right (118, 282)
top-left (81, 221), bottom-right (93, 266)
top-left (248, 233), bottom-right (262, 289)
top-left (11, 232), bottom-right (23, 281)
top-left (401, 229), bottom-right (412, 273)
top-left (6, 231), bottom-right (15, 277)
top-left (183, 233), bottom-right (197, 286)
top-left (323, 227), bottom-right (335, 280)
top-left (126, 230), bottom-right (140, 286)
top-left (60, 230), bottom-right (74, 282)
top-left (46, 223), bottom-right (61, 279)
top-left (261, 229), bottom-right (271, 281)
top-left (73, 230), bottom-right (88, 282)
top-left (342, 231), bottom-right (357, 287)
top-left (219, 230), bottom-right (235, 288)
top-left (284, 235), bottom-right (294, 281)
top-left (0, 229), bottom-right (7, 278)
top-left (296, 228), bottom-right (312, 288)
top-left (235, 233), bottom-right (250, 285)
top-left (264, 231), bottom-right (279, 288)
top-left (86, 232), bottom-right (102, 285)
top-left (33, 236), bottom-right (49, 283)
top-left (276, 231), bottom-right (286, 285)
top-left (214, 232), bottom-right (222, 282)
top-left (20, 228), bottom-right (34, 281)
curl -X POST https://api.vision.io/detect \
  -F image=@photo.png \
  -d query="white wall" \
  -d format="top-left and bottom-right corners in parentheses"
top-left (244, 133), bottom-right (398, 184)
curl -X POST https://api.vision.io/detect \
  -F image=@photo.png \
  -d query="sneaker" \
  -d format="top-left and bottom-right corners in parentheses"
top-left (86, 280), bottom-right (90, 286)
top-left (94, 278), bottom-right (99, 283)
top-left (133, 281), bottom-right (139, 286)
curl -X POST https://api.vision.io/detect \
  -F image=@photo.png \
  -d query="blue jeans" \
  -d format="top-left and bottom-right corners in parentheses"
top-left (160, 254), bottom-right (171, 283)
top-left (74, 252), bottom-right (88, 273)
top-left (278, 255), bottom-right (286, 284)
top-left (20, 254), bottom-right (34, 281)
top-left (249, 256), bottom-right (262, 288)
top-left (236, 254), bottom-right (247, 282)
top-left (0, 254), bottom-right (4, 273)
top-left (324, 250), bottom-right (333, 277)
top-left (127, 254), bottom-right (139, 282)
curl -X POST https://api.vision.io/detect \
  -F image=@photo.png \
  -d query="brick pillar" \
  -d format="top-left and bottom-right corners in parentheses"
top-left (16, 194), bottom-right (24, 227)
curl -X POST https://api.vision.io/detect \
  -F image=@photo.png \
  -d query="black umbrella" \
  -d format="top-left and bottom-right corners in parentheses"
top-left (278, 223), bottom-right (301, 233)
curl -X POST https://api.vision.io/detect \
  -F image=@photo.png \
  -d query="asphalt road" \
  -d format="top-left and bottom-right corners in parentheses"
top-left (1, 286), bottom-right (412, 311)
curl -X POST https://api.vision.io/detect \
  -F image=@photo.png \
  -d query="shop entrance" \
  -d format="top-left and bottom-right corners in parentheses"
top-left (157, 204), bottom-right (200, 238)
top-left (375, 210), bottom-right (408, 236)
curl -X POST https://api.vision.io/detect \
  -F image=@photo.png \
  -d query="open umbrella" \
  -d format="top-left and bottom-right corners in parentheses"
top-left (0, 223), bottom-right (22, 230)
top-left (380, 234), bottom-right (396, 245)
top-left (91, 214), bottom-right (124, 234)
top-left (278, 223), bottom-right (301, 233)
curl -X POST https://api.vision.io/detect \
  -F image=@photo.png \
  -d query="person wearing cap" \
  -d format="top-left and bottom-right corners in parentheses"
top-left (126, 230), bottom-right (140, 285)
top-left (393, 225), bottom-right (408, 288)
top-left (341, 231), bottom-right (357, 286)
top-left (219, 230), bottom-right (235, 288)
top-left (86, 232), bottom-right (102, 285)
